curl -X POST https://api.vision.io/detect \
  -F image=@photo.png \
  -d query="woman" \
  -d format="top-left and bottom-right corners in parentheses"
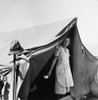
top-left (44, 38), bottom-right (74, 99)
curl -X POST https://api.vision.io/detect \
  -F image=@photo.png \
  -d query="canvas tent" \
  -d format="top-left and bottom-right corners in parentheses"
top-left (0, 17), bottom-right (98, 100)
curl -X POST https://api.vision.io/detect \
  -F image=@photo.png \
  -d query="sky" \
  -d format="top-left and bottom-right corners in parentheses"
top-left (0, 0), bottom-right (98, 55)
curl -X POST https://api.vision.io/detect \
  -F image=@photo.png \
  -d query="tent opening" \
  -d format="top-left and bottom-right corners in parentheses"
top-left (28, 54), bottom-right (56, 100)
top-left (27, 25), bottom-right (75, 100)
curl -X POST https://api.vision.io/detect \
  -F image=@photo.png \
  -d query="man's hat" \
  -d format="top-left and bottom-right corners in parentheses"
top-left (9, 39), bottom-right (24, 55)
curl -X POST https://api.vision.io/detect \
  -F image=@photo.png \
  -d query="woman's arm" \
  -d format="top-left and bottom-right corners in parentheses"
top-left (44, 45), bottom-right (59, 79)
top-left (44, 56), bottom-right (57, 79)
top-left (48, 56), bottom-right (57, 76)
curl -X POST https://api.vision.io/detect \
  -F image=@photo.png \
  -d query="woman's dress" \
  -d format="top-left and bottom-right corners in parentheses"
top-left (55, 46), bottom-right (74, 94)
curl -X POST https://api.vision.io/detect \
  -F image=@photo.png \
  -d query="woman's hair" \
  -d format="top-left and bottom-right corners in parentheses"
top-left (65, 37), bottom-right (70, 42)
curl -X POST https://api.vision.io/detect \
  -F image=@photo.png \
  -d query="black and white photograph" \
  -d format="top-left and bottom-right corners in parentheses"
top-left (0, 0), bottom-right (98, 100)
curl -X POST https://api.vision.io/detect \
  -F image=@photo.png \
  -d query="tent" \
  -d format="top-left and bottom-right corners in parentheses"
top-left (0, 17), bottom-right (98, 100)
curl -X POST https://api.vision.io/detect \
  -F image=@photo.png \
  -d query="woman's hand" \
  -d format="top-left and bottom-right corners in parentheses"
top-left (44, 71), bottom-right (51, 79)
top-left (43, 75), bottom-right (49, 79)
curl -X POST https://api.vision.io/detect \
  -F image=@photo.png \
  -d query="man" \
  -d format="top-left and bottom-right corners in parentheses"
top-left (9, 39), bottom-right (37, 100)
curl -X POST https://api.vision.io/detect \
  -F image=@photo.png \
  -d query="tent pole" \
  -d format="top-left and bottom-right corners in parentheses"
top-left (13, 54), bottom-right (17, 100)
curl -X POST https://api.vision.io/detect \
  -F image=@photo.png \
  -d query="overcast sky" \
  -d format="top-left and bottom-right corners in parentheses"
top-left (0, 0), bottom-right (98, 55)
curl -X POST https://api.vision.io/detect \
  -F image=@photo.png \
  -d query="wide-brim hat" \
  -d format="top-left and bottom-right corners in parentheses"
top-left (9, 39), bottom-right (24, 55)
